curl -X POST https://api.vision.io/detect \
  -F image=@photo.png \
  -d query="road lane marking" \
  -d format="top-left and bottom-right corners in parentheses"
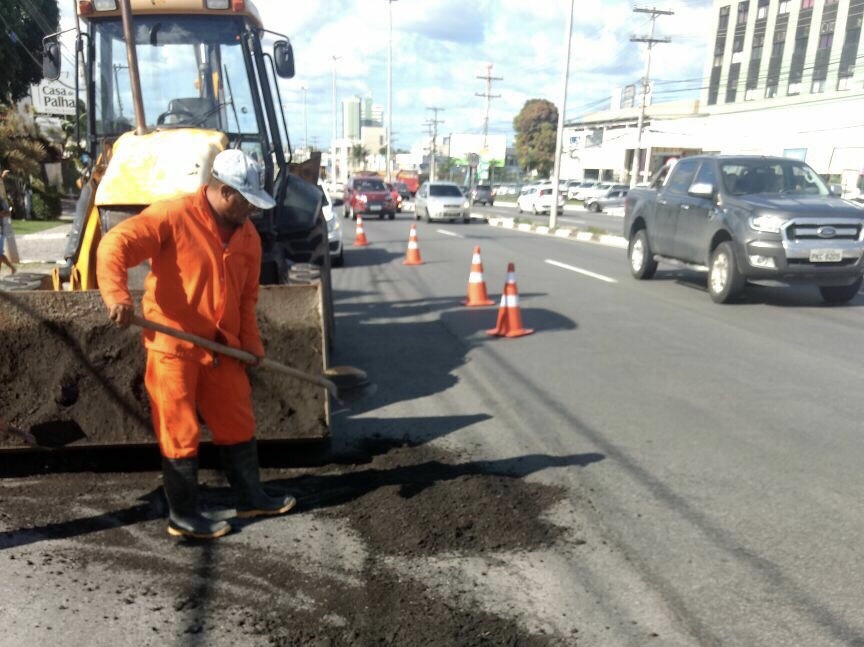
top-left (436, 229), bottom-right (464, 238)
top-left (545, 259), bottom-right (618, 283)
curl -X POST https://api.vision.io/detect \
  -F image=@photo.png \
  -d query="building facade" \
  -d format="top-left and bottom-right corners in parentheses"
top-left (560, 0), bottom-right (864, 194)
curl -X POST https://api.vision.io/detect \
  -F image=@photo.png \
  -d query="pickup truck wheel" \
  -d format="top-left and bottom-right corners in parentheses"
top-left (708, 241), bottom-right (745, 303)
top-left (819, 277), bottom-right (862, 304)
top-left (628, 229), bottom-right (657, 280)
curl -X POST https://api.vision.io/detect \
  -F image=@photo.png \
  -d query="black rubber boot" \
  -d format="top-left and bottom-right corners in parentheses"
top-left (162, 457), bottom-right (231, 539)
top-left (220, 439), bottom-right (296, 518)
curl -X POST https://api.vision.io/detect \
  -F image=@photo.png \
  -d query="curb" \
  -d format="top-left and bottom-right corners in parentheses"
top-left (486, 216), bottom-right (628, 249)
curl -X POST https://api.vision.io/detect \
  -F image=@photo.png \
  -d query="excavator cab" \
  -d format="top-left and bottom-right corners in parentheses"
top-left (0, 1), bottom-right (332, 450)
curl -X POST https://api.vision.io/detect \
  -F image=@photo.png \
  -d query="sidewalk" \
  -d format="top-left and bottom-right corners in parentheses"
top-left (10, 197), bottom-right (76, 273)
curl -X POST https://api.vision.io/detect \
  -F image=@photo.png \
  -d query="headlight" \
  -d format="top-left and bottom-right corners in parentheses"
top-left (463, 199), bottom-right (470, 209)
top-left (749, 213), bottom-right (787, 233)
top-left (358, 194), bottom-right (368, 203)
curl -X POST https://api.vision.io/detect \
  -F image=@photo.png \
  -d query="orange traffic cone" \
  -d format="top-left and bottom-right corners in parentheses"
top-left (353, 214), bottom-right (369, 247)
top-left (463, 246), bottom-right (495, 306)
top-left (486, 262), bottom-right (534, 338)
top-left (403, 224), bottom-right (424, 265)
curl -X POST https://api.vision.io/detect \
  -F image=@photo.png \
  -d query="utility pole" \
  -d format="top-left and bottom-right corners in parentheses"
top-left (426, 107), bottom-right (444, 181)
top-left (387, 0), bottom-right (397, 182)
top-left (629, 6), bottom-right (672, 188)
top-left (475, 63), bottom-right (502, 151)
top-left (549, 0), bottom-right (574, 230)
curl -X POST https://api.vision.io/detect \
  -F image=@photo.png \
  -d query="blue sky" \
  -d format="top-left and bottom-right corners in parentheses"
top-left (61, 0), bottom-right (716, 151)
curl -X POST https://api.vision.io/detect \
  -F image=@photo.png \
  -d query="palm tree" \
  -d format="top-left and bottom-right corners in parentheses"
top-left (349, 143), bottom-right (369, 171)
top-left (0, 107), bottom-right (47, 216)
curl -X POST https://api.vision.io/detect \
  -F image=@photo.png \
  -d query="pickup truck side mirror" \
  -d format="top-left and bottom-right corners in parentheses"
top-left (688, 182), bottom-right (715, 199)
top-left (829, 184), bottom-right (843, 197)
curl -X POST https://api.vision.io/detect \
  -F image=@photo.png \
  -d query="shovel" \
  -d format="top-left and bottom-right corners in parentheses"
top-left (130, 315), bottom-right (370, 402)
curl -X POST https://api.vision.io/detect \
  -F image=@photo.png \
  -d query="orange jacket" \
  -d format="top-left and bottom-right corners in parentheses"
top-left (97, 186), bottom-right (265, 364)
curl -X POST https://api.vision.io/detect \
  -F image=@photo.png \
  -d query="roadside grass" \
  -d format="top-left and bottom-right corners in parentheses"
top-left (11, 219), bottom-right (65, 235)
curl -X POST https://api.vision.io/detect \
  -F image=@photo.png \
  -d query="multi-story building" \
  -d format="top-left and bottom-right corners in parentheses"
top-left (342, 96), bottom-right (361, 140)
top-left (560, 0), bottom-right (864, 194)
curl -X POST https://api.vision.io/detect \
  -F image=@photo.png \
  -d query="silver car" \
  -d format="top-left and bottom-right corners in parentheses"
top-left (414, 181), bottom-right (471, 223)
top-left (319, 184), bottom-right (344, 266)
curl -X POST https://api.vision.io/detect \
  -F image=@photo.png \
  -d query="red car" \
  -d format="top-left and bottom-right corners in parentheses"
top-left (344, 176), bottom-right (396, 220)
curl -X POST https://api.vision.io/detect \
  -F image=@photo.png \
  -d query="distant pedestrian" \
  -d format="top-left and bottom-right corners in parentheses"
top-left (0, 170), bottom-right (16, 275)
top-left (23, 185), bottom-right (32, 220)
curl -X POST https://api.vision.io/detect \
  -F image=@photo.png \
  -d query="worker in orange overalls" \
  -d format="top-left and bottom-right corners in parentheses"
top-left (97, 149), bottom-right (295, 540)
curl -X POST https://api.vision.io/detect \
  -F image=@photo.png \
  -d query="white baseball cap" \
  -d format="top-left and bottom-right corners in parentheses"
top-left (211, 149), bottom-right (276, 210)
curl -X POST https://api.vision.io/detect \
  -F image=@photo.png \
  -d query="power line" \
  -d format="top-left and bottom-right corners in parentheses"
top-left (475, 63), bottom-right (502, 150)
top-left (629, 5), bottom-right (674, 187)
top-left (426, 106), bottom-right (444, 180)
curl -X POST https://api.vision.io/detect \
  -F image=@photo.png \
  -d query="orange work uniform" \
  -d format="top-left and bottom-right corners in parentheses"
top-left (97, 186), bottom-right (265, 458)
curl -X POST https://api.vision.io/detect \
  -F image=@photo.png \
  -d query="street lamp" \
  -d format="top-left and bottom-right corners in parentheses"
top-left (386, 0), bottom-right (398, 182)
top-left (549, 0), bottom-right (574, 230)
top-left (331, 55), bottom-right (341, 185)
top-left (301, 86), bottom-right (308, 153)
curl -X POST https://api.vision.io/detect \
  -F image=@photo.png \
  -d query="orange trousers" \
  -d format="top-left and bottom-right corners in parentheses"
top-left (145, 351), bottom-right (255, 459)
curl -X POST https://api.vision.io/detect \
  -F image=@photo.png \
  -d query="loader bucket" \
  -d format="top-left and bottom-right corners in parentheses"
top-left (0, 284), bottom-right (329, 451)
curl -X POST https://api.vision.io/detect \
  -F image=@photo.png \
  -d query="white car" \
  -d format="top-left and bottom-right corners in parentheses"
top-left (414, 181), bottom-right (471, 223)
top-left (516, 186), bottom-right (564, 214)
top-left (319, 184), bottom-right (344, 266)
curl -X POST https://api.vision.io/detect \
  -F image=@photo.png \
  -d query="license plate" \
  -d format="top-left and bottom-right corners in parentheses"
top-left (369, 205), bottom-right (381, 211)
top-left (810, 249), bottom-right (843, 262)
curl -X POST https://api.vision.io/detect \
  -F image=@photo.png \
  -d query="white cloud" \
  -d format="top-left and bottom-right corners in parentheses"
top-left (58, 0), bottom-right (714, 151)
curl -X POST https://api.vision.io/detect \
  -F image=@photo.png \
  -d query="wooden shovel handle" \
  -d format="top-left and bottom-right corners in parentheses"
top-left (129, 315), bottom-right (338, 398)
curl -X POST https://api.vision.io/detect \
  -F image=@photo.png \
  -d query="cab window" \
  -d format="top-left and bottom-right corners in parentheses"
top-left (665, 159), bottom-right (699, 195)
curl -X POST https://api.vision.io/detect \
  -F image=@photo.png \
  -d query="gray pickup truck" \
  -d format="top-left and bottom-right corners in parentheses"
top-left (624, 155), bottom-right (864, 304)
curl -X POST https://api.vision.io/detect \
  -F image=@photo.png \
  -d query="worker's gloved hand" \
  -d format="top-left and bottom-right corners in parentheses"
top-left (108, 303), bottom-right (134, 328)
top-left (246, 353), bottom-right (263, 368)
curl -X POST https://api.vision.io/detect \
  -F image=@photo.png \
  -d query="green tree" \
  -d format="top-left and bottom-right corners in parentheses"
top-left (513, 99), bottom-right (558, 177)
top-left (349, 143), bottom-right (369, 170)
top-left (0, 1), bottom-right (61, 102)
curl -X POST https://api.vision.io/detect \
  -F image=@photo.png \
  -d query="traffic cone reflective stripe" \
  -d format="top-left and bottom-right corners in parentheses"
top-left (353, 214), bottom-right (369, 247)
top-left (463, 245), bottom-right (494, 306)
top-left (403, 224), bottom-right (424, 265)
top-left (486, 262), bottom-right (533, 338)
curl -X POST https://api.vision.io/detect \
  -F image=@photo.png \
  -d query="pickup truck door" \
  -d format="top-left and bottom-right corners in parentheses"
top-left (672, 161), bottom-right (719, 264)
top-left (652, 158), bottom-right (699, 256)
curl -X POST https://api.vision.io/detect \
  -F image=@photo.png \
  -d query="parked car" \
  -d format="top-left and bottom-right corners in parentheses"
top-left (414, 181), bottom-right (471, 223)
top-left (471, 184), bottom-right (494, 205)
top-left (571, 181), bottom-right (602, 201)
top-left (585, 187), bottom-right (629, 212)
top-left (581, 182), bottom-right (627, 202)
top-left (385, 182), bottom-right (404, 212)
top-left (319, 183), bottom-right (344, 266)
top-left (344, 176), bottom-right (396, 220)
top-left (517, 186), bottom-right (564, 214)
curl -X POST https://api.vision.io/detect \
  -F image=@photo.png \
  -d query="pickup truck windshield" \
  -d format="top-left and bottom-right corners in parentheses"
top-left (721, 161), bottom-right (829, 197)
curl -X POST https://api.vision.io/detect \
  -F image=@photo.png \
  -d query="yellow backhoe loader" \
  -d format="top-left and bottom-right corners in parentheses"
top-left (0, 0), bottom-right (334, 450)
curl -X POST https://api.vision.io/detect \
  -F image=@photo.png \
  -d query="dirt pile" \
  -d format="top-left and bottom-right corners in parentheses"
top-left (0, 286), bottom-right (328, 450)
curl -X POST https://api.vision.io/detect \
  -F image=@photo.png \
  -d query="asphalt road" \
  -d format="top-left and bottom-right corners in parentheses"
top-left (329, 216), bottom-right (864, 646)
top-left (3, 215), bottom-right (863, 645)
